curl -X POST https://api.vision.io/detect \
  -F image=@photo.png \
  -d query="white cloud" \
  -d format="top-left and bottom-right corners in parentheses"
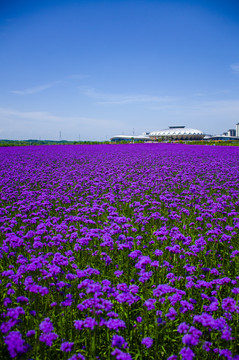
top-left (197, 99), bottom-right (239, 116)
top-left (79, 86), bottom-right (175, 105)
top-left (230, 63), bottom-right (239, 74)
top-left (148, 97), bottom-right (239, 134)
top-left (0, 107), bottom-right (125, 128)
top-left (10, 75), bottom-right (90, 95)
top-left (10, 81), bottom-right (61, 95)
top-left (0, 107), bottom-right (62, 122)
top-left (0, 106), bottom-right (129, 140)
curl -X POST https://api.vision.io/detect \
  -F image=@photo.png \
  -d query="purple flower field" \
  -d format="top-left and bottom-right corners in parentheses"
top-left (1, 143), bottom-right (239, 360)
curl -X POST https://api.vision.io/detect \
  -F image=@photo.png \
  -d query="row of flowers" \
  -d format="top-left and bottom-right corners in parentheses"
top-left (0, 143), bottom-right (239, 359)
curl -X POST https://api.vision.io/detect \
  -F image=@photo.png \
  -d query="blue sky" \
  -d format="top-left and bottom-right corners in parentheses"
top-left (0, 0), bottom-right (239, 140)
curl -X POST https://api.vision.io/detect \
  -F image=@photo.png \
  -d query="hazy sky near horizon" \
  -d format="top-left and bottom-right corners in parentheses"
top-left (0, 0), bottom-right (239, 140)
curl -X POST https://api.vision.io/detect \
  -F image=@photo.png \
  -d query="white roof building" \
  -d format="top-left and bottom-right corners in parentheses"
top-left (110, 126), bottom-right (205, 142)
top-left (149, 126), bottom-right (204, 140)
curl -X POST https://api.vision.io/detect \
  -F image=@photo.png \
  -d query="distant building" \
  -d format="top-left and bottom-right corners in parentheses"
top-left (205, 134), bottom-right (239, 141)
top-left (228, 129), bottom-right (236, 137)
top-left (149, 126), bottom-right (204, 141)
top-left (236, 123), bottom-right (239, 137)
top-left (110, 133), bottom-right (150, 142)
top-left (111, 126), bottom-right (205, 142)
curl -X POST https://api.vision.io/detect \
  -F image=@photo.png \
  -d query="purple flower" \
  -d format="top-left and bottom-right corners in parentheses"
top-left (26, 330), bottom-right (35, 337)
top-left (141, 337), bottom-right (153, 348)
top-left (1, 319), bottom-right (17, 334)
top-left (107, 312), bottom-right (119, 318)
top-left (180, 347), bottom-right (195, 360)
top-left (128, 250), bottom-right (142, 259)
top-left (188, 326), bottom-right (202, 338)
top-left (221, 328), bottom-right (233, 341)
top-left (118, 234), bottom-right (126, 241)
top-left (193, 313), bottom-right (216, 328)
top-left (114, 270), bottom-right (123, 278)
top-left (144, 298), bottom-right (156, 311)
top-left (3, 297), bottom-right (12, 306)
top-left (7, 306), bottom-right (25, 320)
top-left (139, 270), bottom-right (153, 283)
top-left (4, 331), bottom-right (28, 358)
top-left (16, 296), bottom-right (29, 303)
top-left (68, 354), bottom-right (85, 360)
top-left (111, 335), bottom-right (128, 348)
top-left (60, 341), bottom-right (74, 352)
top-left (222, 297), bottom-right (236, 313)
top-left (180, 300), bottom-right (194, 313)
top-left (154, 249), bottom-right (163, 256)
top-left (129, 284), bottom-right (139, 294)
top-left (111, 349), bottom-right (132, 359)
top-left (202, 341), bottom-right (212, 351)
top-left (107, 319), bottom-right (126, 331)
top-left (84, 317), bottom-right (97, 330)
top-left (135, 255), bottom-right (152, 269)
top-left (39, 318), bottom-right (54, 333)
top-left (151, 260), bottom-right (159, 268)
top-left (182, 334), bottom-right (199, 346)
top-left (153, 284), bottom-right (176, 297)
top-left (39, 332), bottom-right (58, 346)
top-left (165, 307), bottom-right (177, 320)
top-left (74, 320), bottom-right (84, 331)
top-left (177, 322), bottom-right (189, 334)
top-left (219, 349), bottom-right (232, 359)
top-left (168, 293), bottom-right (182, 306)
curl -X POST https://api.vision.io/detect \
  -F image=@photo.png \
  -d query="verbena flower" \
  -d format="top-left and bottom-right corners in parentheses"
top-left (39, 318), bottom-right (54, 333)
top-left (111, 335), bottom-right (128, 348)
top-left (107, 319), bottom-right (126, 331)
top-left (84, 317), bottom-right (97, 330)
top-left (144, 298), bottom-right (156, 311)
top-left (177, 322), bottom-right (190, 334)
top-left (60, 341), bottom-right (74, 352)
top-left (39, 332), bottom-right (58, 346)
top-left (219, 349), bottom-right (232, 359)
top-left (141, 337), bottom-right (153, 348)
top-left (182, 334), bottom-right (199, 346)
top-left (165, 307), bottom-right (177, 320)
top-left (74, 320), bottom-right (84, 331)
top-left (111, 349), bottom-right (132, 359)
top-left (2, 141), bottom-right (239, 359)
top-left (26, 330), bottom-right (35, 337)
top-left (67, 353), bottom-right (85, 360)
top-left (4, 331), bottom-right (28, 358)
top-left (180, 347), bottom-right (195, 360)
top-left (222, 297), bottom-right (236, 313)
